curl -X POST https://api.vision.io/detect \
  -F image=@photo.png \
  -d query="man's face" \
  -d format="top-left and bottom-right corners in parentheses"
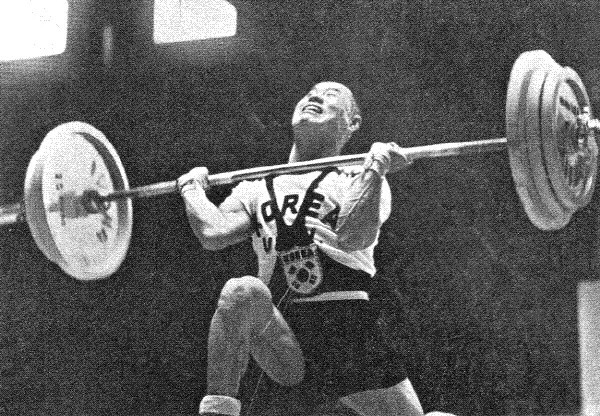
top-left (291, 82), bottom-right (358, 135)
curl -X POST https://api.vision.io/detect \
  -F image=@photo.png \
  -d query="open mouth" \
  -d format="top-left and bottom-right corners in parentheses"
top-left (302, 104), bottom-right (323, 114)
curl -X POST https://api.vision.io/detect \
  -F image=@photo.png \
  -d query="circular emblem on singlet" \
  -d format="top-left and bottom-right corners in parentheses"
top-left (278, 244), bottom-right (323, 294)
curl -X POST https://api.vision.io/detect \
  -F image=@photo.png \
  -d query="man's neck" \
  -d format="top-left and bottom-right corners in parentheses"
top-left (289, 127), bottom-right (350, 162)
top-left (288, 142), bottom-right (340, 163)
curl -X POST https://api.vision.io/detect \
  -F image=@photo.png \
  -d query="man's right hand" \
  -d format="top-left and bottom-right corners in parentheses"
top-left (177, 167), bottom-right (210, 194)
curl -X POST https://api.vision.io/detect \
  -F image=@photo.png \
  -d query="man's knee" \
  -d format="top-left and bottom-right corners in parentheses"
top-left (218, 276), bottom-right (273, 315)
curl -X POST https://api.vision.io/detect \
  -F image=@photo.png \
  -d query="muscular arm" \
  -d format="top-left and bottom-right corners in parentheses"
top-left (335, 169), bottom-right (385, 252)
top-left (182, 187), bottom-right (253, 251)
top-left (335, 142), bottom-right (405, 252)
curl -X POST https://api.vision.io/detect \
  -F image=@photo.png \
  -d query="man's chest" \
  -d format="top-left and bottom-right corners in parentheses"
top-left (253, 173), bottom-right (344, 236)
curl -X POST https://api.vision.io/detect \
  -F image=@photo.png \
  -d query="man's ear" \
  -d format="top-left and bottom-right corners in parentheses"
top-left (349, 114), bottom-right (362, 133)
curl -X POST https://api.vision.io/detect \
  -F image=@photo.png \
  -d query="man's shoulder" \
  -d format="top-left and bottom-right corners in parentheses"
top-left (228, 179), bottom-right (266, 204)
top-left (232, 178), bottom-right (265, 191)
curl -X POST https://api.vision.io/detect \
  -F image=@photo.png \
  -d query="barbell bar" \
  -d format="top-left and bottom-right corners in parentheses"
top-left (0, 137), bottom-right (508, 220)
top-left (0, 49), bottom-right (598, 281)
top-left (97, 137), bottom-right (508, 202)
top-left (1, 137), bottom-right (508, 220)
top-left (0, 202), bottom-right (23, 227)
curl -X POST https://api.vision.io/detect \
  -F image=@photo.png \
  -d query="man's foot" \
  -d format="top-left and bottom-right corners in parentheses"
top-left (198, 394), bottom-right (241, 416)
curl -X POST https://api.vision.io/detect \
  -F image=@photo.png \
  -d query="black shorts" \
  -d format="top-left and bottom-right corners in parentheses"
top-left (282, 298), bottom-right (407, 405)
top-left (240, 298), bottom-right (407, 414)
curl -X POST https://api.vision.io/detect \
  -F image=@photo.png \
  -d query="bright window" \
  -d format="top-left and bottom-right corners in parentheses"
top-left (0, 0), bottom-right (69, 61)
top-left (153, 0), bottom-right (237, 44)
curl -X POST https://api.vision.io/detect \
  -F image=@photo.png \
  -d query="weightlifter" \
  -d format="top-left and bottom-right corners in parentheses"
top-left (178, 82), bottom-right (455, 416)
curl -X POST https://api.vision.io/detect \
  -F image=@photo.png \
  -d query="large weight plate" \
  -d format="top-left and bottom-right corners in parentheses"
top-left (506, 50), bottom-right (568, 230)
top-left (24, 122), bottom-right (132, 280)
top-left (525, 66), bottom-right (572, 228)
top-left (24, 149), bottom-right (63, 266)
top-left (540, 66), bottom-right (598, 210)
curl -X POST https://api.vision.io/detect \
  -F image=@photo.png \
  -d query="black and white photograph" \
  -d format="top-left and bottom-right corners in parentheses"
top-left (1, 1), bottom-right (599, 415)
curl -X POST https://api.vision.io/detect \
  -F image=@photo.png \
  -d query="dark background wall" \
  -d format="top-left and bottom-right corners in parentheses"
top-left (1, 1), bottom-right (599, 414)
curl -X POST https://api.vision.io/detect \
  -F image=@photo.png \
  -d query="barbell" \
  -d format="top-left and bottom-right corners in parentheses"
top-left (0, 49), bottom-right (598, 281)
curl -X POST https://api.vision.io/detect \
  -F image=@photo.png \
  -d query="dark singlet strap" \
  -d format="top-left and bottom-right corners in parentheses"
top-left (265, 168), bottom-right (335, 251)
top-left (294, 167), bottom-right (336, 221)
top-left (264, 175), bottom-right (285, 233)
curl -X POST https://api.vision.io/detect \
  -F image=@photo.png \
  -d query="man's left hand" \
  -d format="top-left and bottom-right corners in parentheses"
top-left (363, 142), bottom-right (411, 176)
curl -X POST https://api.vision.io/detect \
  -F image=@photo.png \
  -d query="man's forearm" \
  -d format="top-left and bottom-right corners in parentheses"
top-left (182, 187), bottom-right (249, 250)
top-left (335, 169), bottom-right (383, 251)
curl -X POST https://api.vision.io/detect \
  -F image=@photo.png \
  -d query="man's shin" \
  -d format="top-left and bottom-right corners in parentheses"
top-left (205, 308), bottom-right (252, 398)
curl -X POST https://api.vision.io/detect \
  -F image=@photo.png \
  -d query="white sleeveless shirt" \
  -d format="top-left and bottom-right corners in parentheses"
top-left (227, 167), bottom-right (391, 286)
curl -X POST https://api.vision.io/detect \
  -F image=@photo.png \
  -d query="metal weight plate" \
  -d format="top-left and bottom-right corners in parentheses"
top-left (24, 121), bottom-right (132, 280)
top-left (506, 50), bottom-right (569, 230)
top-left (524, 66), bottom-right (572, 228)
top-left (540, 66), bottom-right (598, 210)
top-left (24, 149), bottom-right (64, 267)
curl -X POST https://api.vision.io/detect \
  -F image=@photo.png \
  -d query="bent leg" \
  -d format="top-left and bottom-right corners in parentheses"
top-left (205, 276), bottom-right (304, 397)
top-left (251, 305), bottom-right (305, 386)
top-left (339, 378), bottom-right (457, 416)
